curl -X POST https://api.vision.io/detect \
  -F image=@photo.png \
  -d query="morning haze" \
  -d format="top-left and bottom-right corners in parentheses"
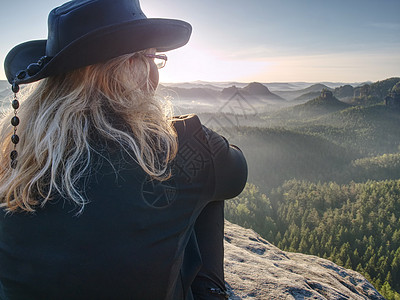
top-left (1, 0), bottom-right (399, 298)
top-left (1, 75), bottom-right (400, 297)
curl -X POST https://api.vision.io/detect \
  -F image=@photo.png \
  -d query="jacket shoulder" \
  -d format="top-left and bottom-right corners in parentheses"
top-left (173, 114), bottom-right (202, 140)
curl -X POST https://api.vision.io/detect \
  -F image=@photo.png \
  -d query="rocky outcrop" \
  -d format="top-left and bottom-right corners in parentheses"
top-left (221, 82), bottom-right (284, 101)
top-left (242, 82), bottom-right (284, 101)
top-left (224, 221), bottom-right (384, 299)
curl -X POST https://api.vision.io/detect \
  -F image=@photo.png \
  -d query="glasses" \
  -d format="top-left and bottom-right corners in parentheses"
top-left (144, 53), bottom-right (168, 69)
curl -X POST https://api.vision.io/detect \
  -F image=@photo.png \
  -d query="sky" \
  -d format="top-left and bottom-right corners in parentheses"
top-left (0, 0), bottom-right (399, 84)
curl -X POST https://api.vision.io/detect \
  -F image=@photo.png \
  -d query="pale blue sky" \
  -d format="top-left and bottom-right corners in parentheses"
top-left (1, 0), bottom-right (399, 83)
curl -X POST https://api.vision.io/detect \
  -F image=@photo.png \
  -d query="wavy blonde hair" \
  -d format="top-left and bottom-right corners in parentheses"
top-left (0, 49), bottom-right (177, 213)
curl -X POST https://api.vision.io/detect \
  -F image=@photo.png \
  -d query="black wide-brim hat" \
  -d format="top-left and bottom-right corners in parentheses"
top-left (4, 0), bottom-right (192, 85)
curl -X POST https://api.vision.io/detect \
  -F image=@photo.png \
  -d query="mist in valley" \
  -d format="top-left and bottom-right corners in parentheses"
top-left (1, 77), bottom-right (400, 297)
top-left (164, 78), bottom-right (400, 298)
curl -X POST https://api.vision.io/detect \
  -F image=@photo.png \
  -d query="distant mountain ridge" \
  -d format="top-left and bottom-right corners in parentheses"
top-left (158, 81), bottom-right (284, 102)
top-left (1, 78), bottom-right (398, 113)
top-left (242, 82), bottom-right (278, 96)
top-left (273, 89), bottom-right (350, 120)
top-left (221, 82), bottom-right (284, 101)
top-left (275, 83), bottom-right (332, 102)
top-left (161, 80), bottom-right (365, 91)
top-left (242, 82), bottom-right (285, 100)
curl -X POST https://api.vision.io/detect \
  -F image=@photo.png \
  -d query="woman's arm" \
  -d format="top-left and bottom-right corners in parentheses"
top-left (202, 126), bottom-right (248, 200)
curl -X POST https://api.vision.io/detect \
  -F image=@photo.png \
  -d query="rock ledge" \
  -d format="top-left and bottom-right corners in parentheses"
top-left (224, 221), bottom-right (384, 299)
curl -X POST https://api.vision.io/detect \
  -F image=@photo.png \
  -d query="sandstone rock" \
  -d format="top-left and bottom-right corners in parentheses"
top-left (224, 221), bottom-right (384, 300)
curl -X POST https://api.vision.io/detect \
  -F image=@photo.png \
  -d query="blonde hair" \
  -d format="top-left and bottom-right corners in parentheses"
top-left (0, 49), bottom-right (177, 213)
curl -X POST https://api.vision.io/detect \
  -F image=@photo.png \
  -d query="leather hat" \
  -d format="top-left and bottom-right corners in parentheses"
top-left (4, 0), bottom-right (192, 85)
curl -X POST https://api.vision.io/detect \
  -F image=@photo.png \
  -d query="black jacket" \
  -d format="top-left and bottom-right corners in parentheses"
top-left (0, 115), bottom-right (247, 300)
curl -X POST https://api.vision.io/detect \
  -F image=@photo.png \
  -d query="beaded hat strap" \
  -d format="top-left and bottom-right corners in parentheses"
top-left (7, 57), bottom-right (52, 169)
top-left (10, 82), bottom-right (20, 169)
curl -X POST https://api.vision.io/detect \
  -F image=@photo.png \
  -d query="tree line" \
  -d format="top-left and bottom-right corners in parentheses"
top-left (225, 180), bottom-right (400, 299)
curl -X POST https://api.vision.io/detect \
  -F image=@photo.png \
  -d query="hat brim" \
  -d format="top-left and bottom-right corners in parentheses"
top-left (5, 18), bottom-right (192, 84)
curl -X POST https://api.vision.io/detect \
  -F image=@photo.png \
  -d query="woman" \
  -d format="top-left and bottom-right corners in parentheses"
top-left (0, 0), bottom-right (247, 299)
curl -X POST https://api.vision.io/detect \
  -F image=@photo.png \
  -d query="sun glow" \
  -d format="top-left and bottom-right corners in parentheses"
top-left (159, 44), bottom-right (273, 83)
top-left (159, 45), bottom-right (400, 84)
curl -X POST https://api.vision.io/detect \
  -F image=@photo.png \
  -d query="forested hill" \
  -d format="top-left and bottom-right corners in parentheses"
top-left (1, 76), bottom-right (399, 297)
top-left (272, 89), bottom-right (350, 119)
top-left (225, 180), bottom-right (400, 299)
top-left (239, 82), bottom-right (284, 101)
top-left (220, 77), bottom-right (400, 299)
top-left (351, 77), bottom-right (400, 106)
